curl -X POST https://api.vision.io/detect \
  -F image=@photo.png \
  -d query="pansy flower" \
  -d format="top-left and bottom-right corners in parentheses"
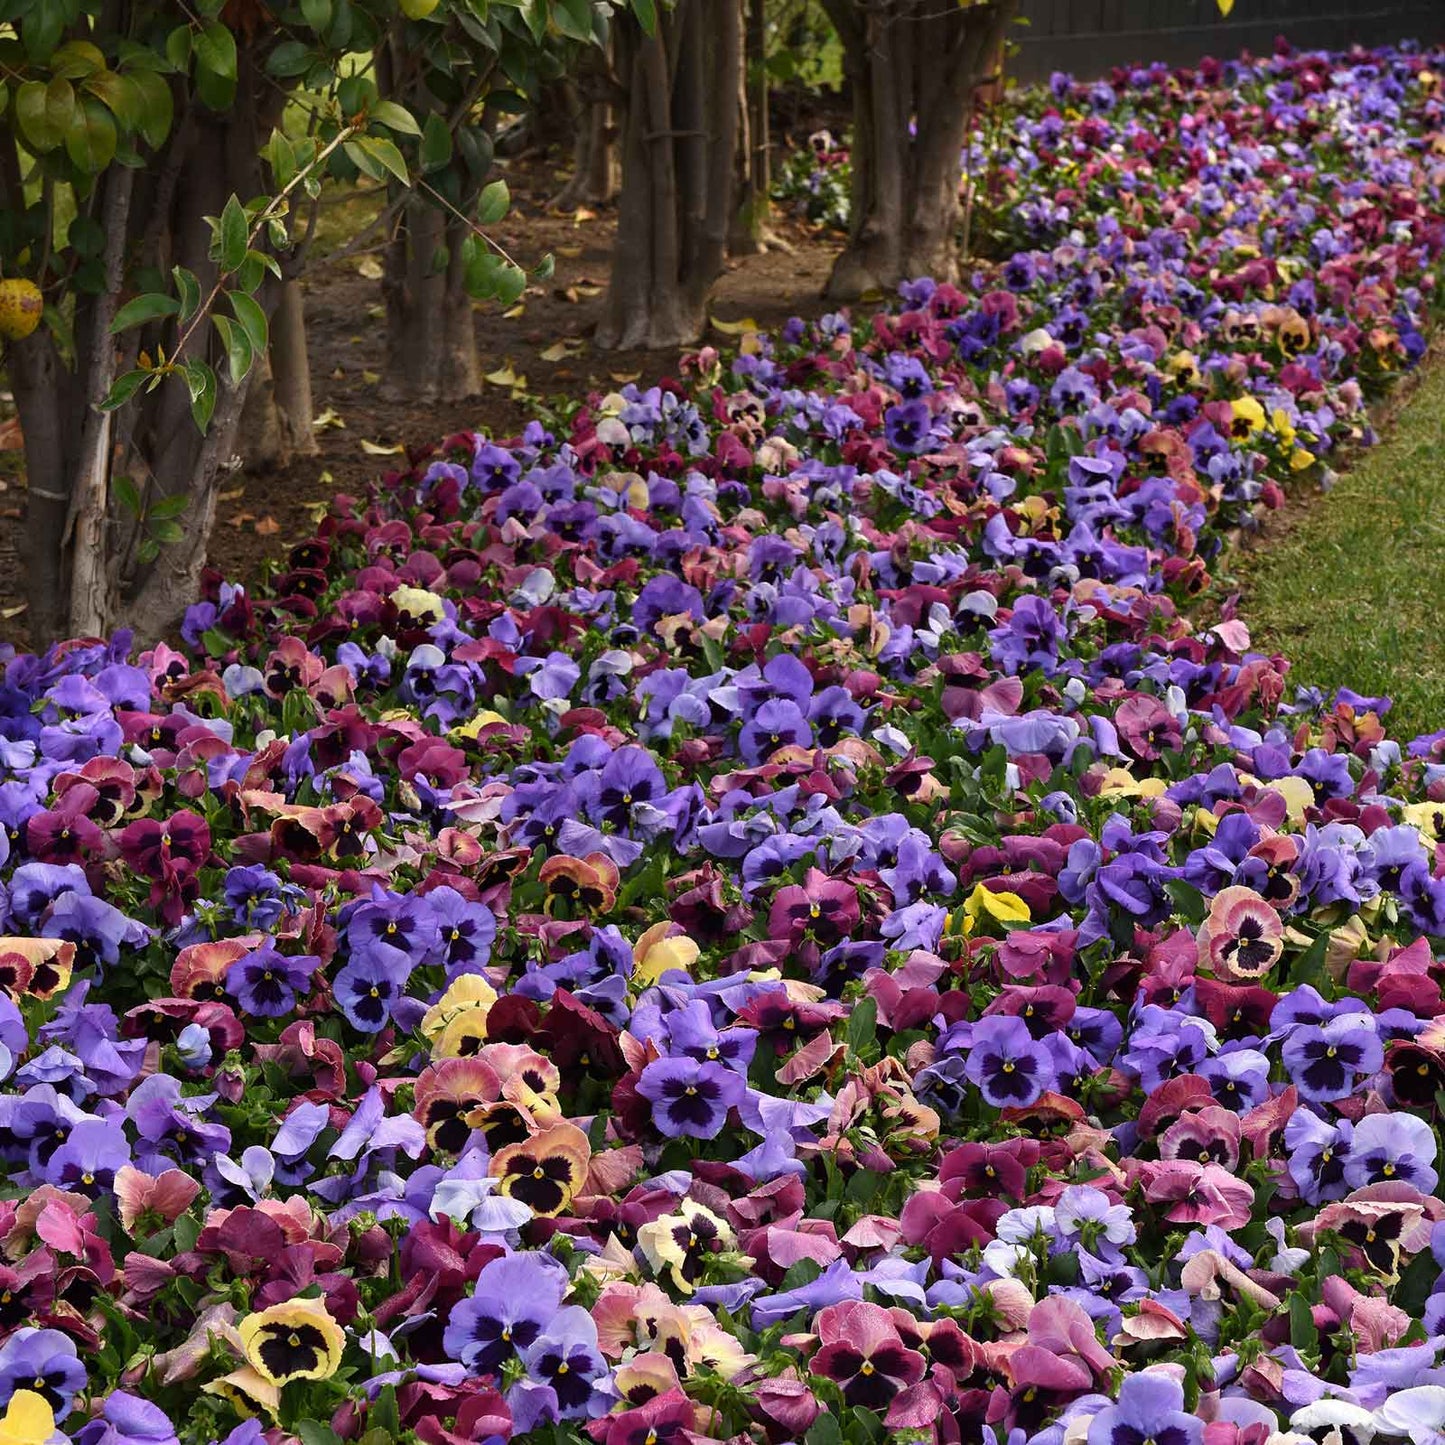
top-left (962, 1015), bottom-right (1056, 1107)
top-left (637, 1201), bottom-right (735, 1294)
top-left (489, 1121), bottom-right (590, 1217)
top-left (808, 1300), bottom-right (925, 1411)
top-left (1196, 885), bottom-right (1282, 982)
top-left (238, 1297), bottom-right (345, 1386)
top-left (635, 1056), bottom-right (746, 1139)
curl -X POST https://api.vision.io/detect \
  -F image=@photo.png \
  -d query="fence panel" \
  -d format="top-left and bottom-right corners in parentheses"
top-left (1010, 0), bottom-right (1445, 82)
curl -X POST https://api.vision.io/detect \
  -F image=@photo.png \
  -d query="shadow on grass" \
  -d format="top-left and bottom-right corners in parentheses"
top-left (1221, 359), bottom-right (1445, 743)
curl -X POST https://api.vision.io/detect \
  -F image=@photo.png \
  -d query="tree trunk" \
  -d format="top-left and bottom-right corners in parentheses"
top-left (729, 0), bottom-right (770, 255)
top-left (68, 164), bottom-right (135, 639)
top-left (550, 69), bottom-right (618, 212)
top-left (820, 0), bottom-right (1013, 299)
top-left (271, 279), bottom-right (317, 459)
top-left (10, 331), bottom-right (76, 648)
top-left (237, 351), bottom-right (287, 471)
top-left (596, 0), bottom-right (742, 350)
top-left (381, 196), bottom-right (480, 404)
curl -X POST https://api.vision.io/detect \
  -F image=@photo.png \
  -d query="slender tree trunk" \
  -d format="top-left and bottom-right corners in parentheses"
top-left (68, 164), bottom-right (135, 638)
top-left (10, 331), bottom-right (75, 648)
top-left (238, 351), bottom-right (286, 471)
top-left (597, 0), bottom-right (742, 350)
top-left (381, 197), bottom-right (479, 404)
top-left (819, 0), bottom-right (1012, 299)
top-left (729, 0), bottom-right (770, 255)
top-left (271, 279), bottom-right (317, 458)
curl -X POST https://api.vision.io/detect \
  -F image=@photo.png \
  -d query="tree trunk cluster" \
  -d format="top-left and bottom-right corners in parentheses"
top-left (597, 0), bottom-right (742, 350)
top-left (819, 0), bottom-right (1014, 298)
top-left (5, 49), bottom-right (288, 645)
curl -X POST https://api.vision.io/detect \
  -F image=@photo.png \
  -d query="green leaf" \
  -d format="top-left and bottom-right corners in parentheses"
top-left (632, 0), bottom-right (657, 36)
top-left (112, 476), bottom-right (142, 516)
top-left (50, 41), bottom-right (106, 80)
top-left (165, 26), bottom-right (192, 70)
top-left (532, 252), bottom-right (554, 280)
top-left (100, 369), bottom-right (152, 412)
top-left (369, 100), bottom-right (421, 137)
top-left (16, 78), bottom-right (76, 153)
top-left (356, 135), bottom-right (409, 185)
top-left (228, 290), bottom-right (268, 357)
top-left (266, 40), bottom-right (313, 78)
top-left (137, 537), bottom-right (160, 565)
top-left (147, 493), bottom-right (191, 520)
top-left (476, 178), bottom-right (510, 226)
top-left (550, 0), bottom-right (594, 42)
top-left (846, 995), bottom-right (877, 1056)
top-left (1288, 1292), bottom-right (1318, 1354)
top-left (211, 313), bottom-right (254, 387)
top-left (21, 4), bottom-right (65, 64)
top-left (420, 111), bottom-right (452, 172)
top-left (83, 70), bottom-right (144, 129)
top-left (183, 358), bottom-right (217, 432)
top-left (172, 266), bottom-right (202, 321)
top-left (217, 194), bottom-right (248, 273)
top-left (296, 1423), bottom-right (343, 1445)
top-left (193, 22), bottom-right (237, 79)
top-left (150, 518), bottom-right (185, 544)
top-left (65, 98), bottom-right (118, 174)
top-left (300, 0), bottom-right (332, 33)
top-left (194, 22), bottom-right (237, 109)
top-left (127, 69), bottom-right (174, 149)
top-left (804, 1418), bottom-right (844, 1445)
top-left (493, 261), bottom-right (525, 307)
top-left (111, 292), bottom-right (181, 333)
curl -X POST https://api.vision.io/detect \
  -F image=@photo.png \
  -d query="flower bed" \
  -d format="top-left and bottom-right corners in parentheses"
top-left (4, 40), bottom-right (1445, 1445)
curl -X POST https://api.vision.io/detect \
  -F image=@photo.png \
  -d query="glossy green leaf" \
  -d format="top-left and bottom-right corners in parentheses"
top-left (476, 178), bottom-right (510, 225)
top-left (369, 100), bottom-right (421, 137)
top-left (183, 357), bottom-right (217, 432)
top-left (420, 112), bottom-right (453, 172)
top-left (50, 40), bottom-right (106, 79)
top-left (228, 290), bottom-right (268, 357)
top-left (127, 69), bottom-right (174, 149)
top-left (84, 70), bottom-right (145, 130)
top-left (212, 313), bottom-right (253, 386)
top-left (100, 369), bottom-right (151, 412)
top-left (16, 78), bottom-right (76, 153)
top-left (300, 0), bottom-right (332, 33)
top-left (65, 98), bottom-right (118, 174)
top-left (217, 194), bottom-right (248, 272)
top-left (111, 292), bottom-right (181, 333)
top-left (172, 266), bottom-right (202, 321)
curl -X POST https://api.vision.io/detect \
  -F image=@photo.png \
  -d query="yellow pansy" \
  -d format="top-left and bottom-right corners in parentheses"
top-left (1230, 396), bottom-right (1267, 437)
top-left (1271, 774), bottom-right (1315, 825)
top-left (633, 923), bottom-right (700, 986)
top-left (959, 883), bottom-right (1031, 936)
top-left (451, 708), bottom-right (510, 740)
top-left (1097, 767), bottom-right (1168, 800)
top-left (390, 584), bottom-right (445, 623)
top-left (423, 974), bottom-right (498, 1057)
top-left (0, 1392), bottom-right (59, 1445)
top-left (239, 1297), bottom-right (345, 1387)
top-left (1402, 801), bottom-right (1445, 841)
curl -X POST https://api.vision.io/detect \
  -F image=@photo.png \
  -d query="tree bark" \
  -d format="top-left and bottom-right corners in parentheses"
top-left (381, 196), bottom-right (480, 404)
top-left (68, 163), bottom-right (135, 639)
top-left (596, 0), bottom-right (742, 350)
top-left (271, 279), bottom-right (317, 459)
top-left (820, 0), bottom-right (1013, 299)
top-left (729, 0), bottom-right (770, 255)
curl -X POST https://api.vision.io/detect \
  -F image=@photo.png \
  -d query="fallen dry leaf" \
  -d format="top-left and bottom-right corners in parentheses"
top-left (254, 516), bottom-right (280, 535)
top-left (0, 416), bottom-right (22, 449)
top-left (503, 303), bottom-right (526, 319)
top-left (313, 407), bottom-right (346, 431)
top-left (228, 511), bottom-right (256, 528)
top-left (357, 257), bottom-right (384, 280)
top-left (609, 371), bottom-right (641, 383)
top-left (360, 438), bottom-right (405, 456)
top-left (218, 486), bottom-right (245, 503)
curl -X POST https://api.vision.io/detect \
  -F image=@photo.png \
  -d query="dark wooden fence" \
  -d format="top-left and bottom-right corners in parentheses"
top-left (1010, 0), bottom-right (1445, 82)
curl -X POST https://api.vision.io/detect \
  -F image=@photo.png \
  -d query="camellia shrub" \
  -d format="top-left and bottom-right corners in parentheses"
top-left (1, 39), bottom-right (1445, 1445)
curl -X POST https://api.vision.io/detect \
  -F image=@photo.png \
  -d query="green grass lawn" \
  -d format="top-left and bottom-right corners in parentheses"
top-left (1222, 360), bottom-right (1445, 742)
